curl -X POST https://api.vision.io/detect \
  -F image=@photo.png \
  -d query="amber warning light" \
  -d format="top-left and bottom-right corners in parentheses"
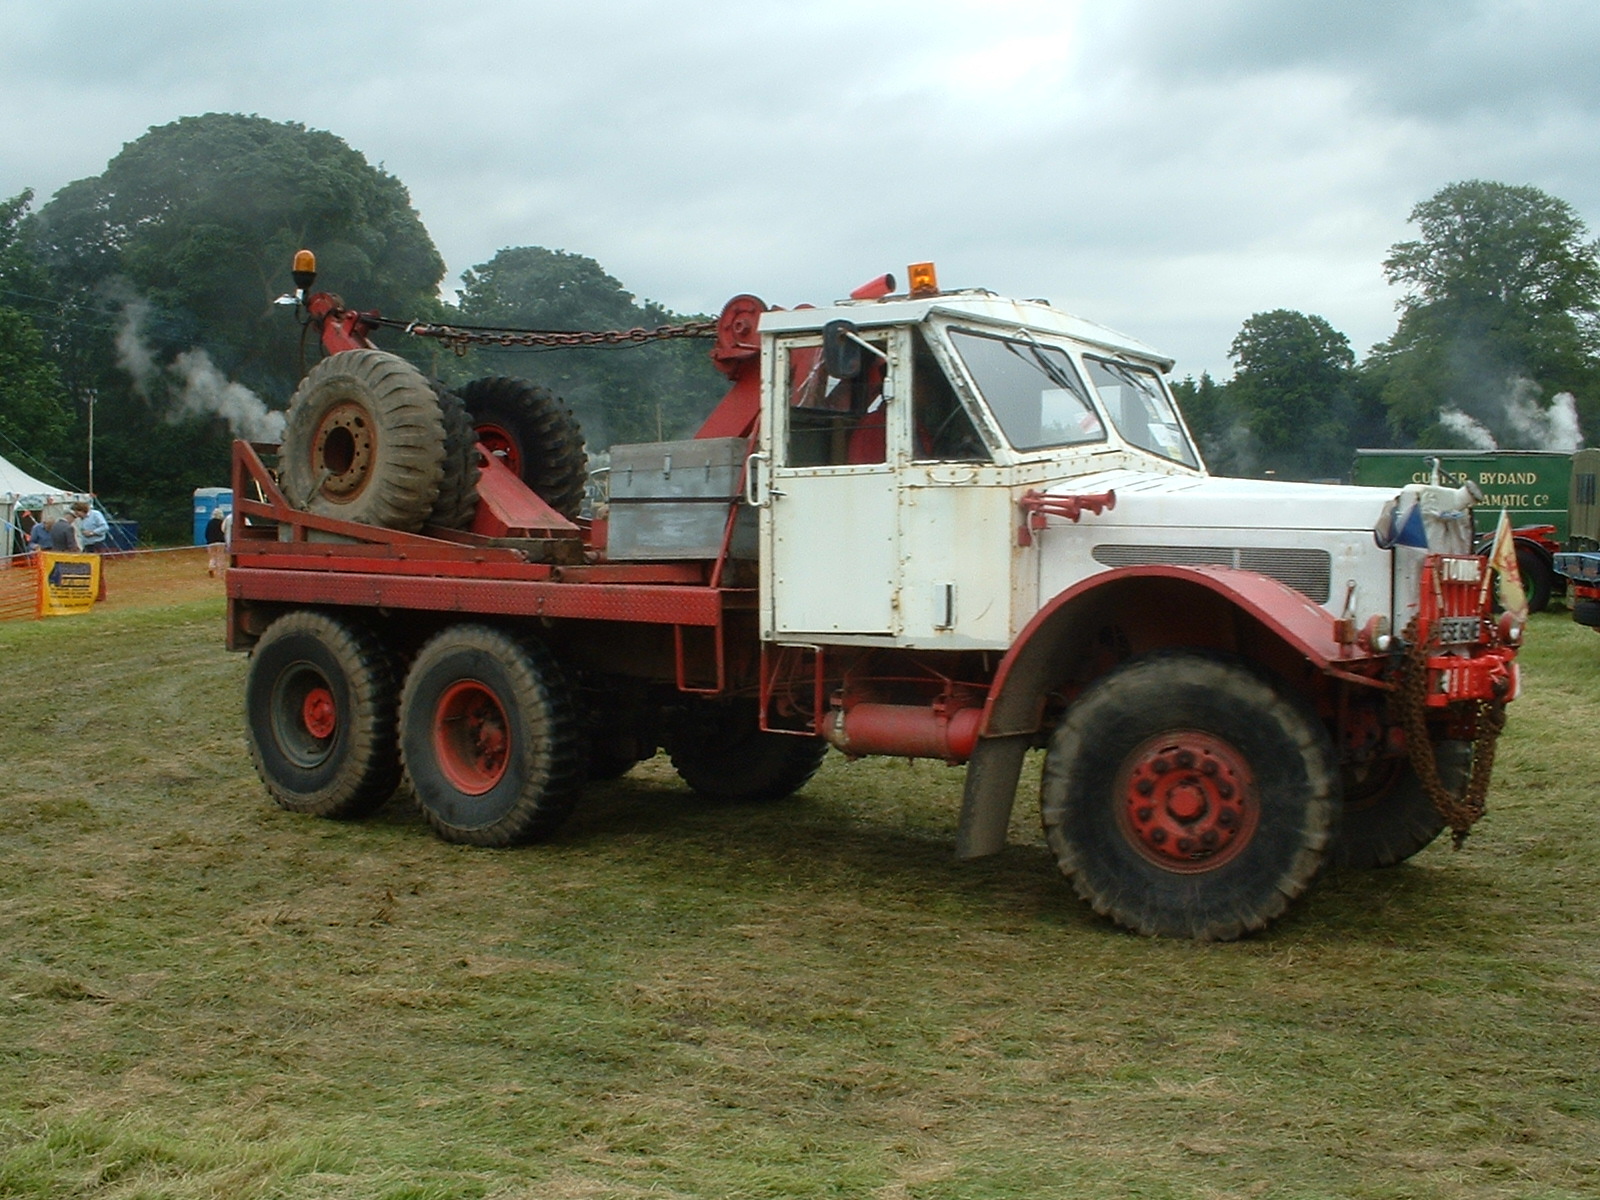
top-left (908, 261), bottom-right (939, 296)
top-left (291, 249), bottom-right (318, 294)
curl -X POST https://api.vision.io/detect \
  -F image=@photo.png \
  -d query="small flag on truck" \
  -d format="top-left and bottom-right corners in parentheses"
top-left (1489, 508), bottom-right (1529, 623)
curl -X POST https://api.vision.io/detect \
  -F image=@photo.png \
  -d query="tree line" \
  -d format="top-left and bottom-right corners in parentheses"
top-left (2, 115), bottom-right (1598, 536)
top-left (1175, 181), bottom-right (1600, 479)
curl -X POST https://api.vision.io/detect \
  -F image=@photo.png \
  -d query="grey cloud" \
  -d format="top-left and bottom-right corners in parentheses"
top-left (3, 1), bottom-right (1598, 379)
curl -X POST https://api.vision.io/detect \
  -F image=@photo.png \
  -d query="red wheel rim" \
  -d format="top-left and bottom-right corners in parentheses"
top-left (311, 401), bottom-right (375, 498)
top-left (433, 680), bottom-right (510, 795)
top-left (1116, 731), bottom-right (1258, 872)
top-left (301, 686), bottom-right (337, 740)
top-left (474, 423), bottom-right (521, 477)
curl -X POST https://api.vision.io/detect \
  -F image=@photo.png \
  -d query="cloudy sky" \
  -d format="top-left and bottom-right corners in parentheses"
top-left (4, 0), bottom-right (1599, 379)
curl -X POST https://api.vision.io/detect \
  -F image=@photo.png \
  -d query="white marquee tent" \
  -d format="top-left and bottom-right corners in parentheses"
top-left (1, 450), bottom-right (90, 556)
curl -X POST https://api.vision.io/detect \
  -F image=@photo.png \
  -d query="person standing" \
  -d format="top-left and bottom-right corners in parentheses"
top-left (205, 508), bottom-right (227, 576)
top-left (49, 511), bottom-right (78, 552)
top-left (73, 501), bottom-right (111, 601)
top-left (27, 513), bottom-right (51, 553)
top-left (74, 501), bottom-right (109, 552)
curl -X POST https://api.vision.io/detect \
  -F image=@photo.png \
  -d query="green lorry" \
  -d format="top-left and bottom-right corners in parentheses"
top-left (1351, 449), bottom-right (1572, 612)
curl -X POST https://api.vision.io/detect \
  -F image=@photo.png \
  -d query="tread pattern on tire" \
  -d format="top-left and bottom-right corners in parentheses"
top-left (245, 610), bottom-right (401, 819)
top-left (1333, 741), bottom-right (1469, 869)
top-left (399, 624), bottom-right (586, 846)
top-left (281, 349), bottom-right (445, 532)
top-left (429, 388), bottom-right (481, 529)
top-left (460, 376), bottom-right (587, 520)
top-left (1040, 650), bottom-right (1338, 941)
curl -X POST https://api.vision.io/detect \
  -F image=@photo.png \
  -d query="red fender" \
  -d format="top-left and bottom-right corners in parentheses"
top-left (982, 564), bottom-right (1344, 737)
top-left (956, 564), bottom-right (1347, 860)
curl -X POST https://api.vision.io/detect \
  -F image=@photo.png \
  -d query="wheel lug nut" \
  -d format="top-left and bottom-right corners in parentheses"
top-left (1201, 760), bottom-right (1218, 775)
top-left (1136, 806), bottom-right (1154, 822)
top-left (1218, 784), bottom-right (1234, 799)
top-left (1177, 837), bottom-right (1194, 853)
top-left (1201, 830), bottom-right (1218, 848)
top-left (1136, 778), bottom-right (1154, 797)
top-left (1152, 758), bottom-right (1170, 775)
top-left (1217, 809), bottom-right (1236, 827)
top-left (1176, 750), bottom-right (1195, 769)
top-left (1150, 828), bottom-right (1167, 844)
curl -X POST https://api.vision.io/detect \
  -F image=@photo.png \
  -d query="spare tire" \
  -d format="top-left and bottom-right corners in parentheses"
top-left (282, 350), bottom-right (445, 532)
top-left (429, 387), bottom-right (481, 529)
top-left (460, 377), bottom-right (587, 521)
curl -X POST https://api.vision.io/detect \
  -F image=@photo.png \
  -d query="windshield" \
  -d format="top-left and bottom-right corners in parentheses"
top-left (948, 329), bottom-right (1105, 451)
top-left (1083, 356), bottom-right (1199, 467)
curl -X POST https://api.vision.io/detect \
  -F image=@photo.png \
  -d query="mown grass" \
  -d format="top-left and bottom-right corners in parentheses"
top-left (1, 599), bottom-right (1597, 1198)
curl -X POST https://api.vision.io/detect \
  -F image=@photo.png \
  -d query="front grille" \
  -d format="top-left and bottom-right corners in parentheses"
top-left (1091, 544), bottom-right (1333, 604)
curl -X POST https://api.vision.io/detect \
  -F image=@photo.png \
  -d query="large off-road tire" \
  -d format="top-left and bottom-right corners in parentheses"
top-left (245, 611), bottom-right (401, 818)
top-left (1333, 741), bottom-right (1471, 869)
top-left (429, 387), bottom-right (481, 529)
top-left (459, 376), bottom-right (587, 520)
top-left (1041, 651), bottom-right (1339, 941)
top-left (667, 699), bottom-right (829, 804)
top-left (281, 349), bottom-right (445, 531)
top-left (399, 624), bottom-right (585, 846)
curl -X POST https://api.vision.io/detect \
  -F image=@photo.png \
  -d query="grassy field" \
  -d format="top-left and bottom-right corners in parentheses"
top-left (1, 577), bottom-right (1597, 1199)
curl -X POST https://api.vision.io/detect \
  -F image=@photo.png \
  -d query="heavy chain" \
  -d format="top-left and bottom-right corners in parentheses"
top-left (1395, 619), bottom-right (1508, 847)
top-left (366, 315), bottom-right (719, 356)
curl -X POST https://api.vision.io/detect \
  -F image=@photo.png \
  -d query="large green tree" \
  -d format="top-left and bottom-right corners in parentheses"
top-left (1369, 180), bottom-right (1600, 444)
top-left (25, 114), bottom-right (445, 534)
top-left (1197, 309), bottom-right (1380, 479)
top-left (452, 246), bottom-right (724, 448)
top-left (0, 190), bottom-right (73, 475)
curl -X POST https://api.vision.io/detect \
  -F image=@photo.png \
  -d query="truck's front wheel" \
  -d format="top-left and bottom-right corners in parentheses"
top-left (400, 625), bottom-right (585, 845)
top-left (1041, 652), bottom-right (1338, 940)
top-left (245, 611), bottom-right (401, 818)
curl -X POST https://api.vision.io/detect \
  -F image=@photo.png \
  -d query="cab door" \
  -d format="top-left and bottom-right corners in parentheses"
top-left (760, 329), bottom-right (905, 638)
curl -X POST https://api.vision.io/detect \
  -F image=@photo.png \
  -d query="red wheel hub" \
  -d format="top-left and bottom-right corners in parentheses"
top-left (474, 423), bottom-right (521, 477)
top-left (311, 401), bottom-right (375, 498)
top-left (301, 686), bottom-right (337, 740)
top-left (433, 680), bottom-right (510, 795)
top-left (1118, 731), bottom-right (1257, 872)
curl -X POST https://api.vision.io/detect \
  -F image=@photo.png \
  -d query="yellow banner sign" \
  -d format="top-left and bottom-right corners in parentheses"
top-left (37, 553), bottom-right (101, 616)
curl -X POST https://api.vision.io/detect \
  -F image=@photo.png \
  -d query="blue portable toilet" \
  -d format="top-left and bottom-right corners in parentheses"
top-left (193, 488), bottom-right (233, 546)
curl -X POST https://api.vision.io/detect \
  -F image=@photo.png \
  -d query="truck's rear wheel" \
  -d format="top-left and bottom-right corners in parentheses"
top-left (281, 349), bottom-right (445, 531)
top-left (1333, 741), bottom-right (1470, 869)
top-left (459, 377), bottom-right (587, 520)
top-left (245, 611), bottom-right (401, 818)
top-left (667, 699), bottom-right (828, 803)
top-left (1041, 652), bottom-right (1338, 940)
top-left (400, 624), bottom-right (585, 845)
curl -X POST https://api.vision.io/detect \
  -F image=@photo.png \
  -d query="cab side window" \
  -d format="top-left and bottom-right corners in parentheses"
top-left (785, 340), bottom-right (888, 467)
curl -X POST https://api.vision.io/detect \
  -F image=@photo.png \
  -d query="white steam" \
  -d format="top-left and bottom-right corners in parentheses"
top-left (169, 350), bottom-right (286, 441)
top-left (1438, 409), bottom-right (1498, 450)
top-left (113, 295), bottom-right (286, 441)
top-left (1439, 378), bottom-right (1583, 453)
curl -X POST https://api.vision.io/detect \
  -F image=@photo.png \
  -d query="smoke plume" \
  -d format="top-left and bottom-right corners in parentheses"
top-left (1438, 408), bottom-right (1498, 450)
top-left (1439, 377), bottom-right (1583, 453)
top-left (112, 293), bottom-right (286, 441)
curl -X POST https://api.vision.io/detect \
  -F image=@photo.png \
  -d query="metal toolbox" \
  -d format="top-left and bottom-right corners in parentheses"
top-left (606, 437), bottom-right (757, 561)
